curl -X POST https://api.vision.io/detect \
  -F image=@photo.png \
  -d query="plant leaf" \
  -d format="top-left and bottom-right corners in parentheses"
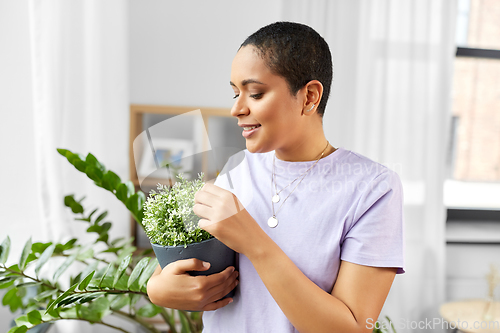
top-left (46, 282), bottom-right (78, 313)
top-left (99, 263), bottom-right (113, 288)
top-left (128, 257), bottom-right (150, 289)
top-left (0, 236), bottom-right (11, 264)
top-left (139, 258), bottom-right (158, 287)
top-left (102, 171), bottom-right (121, 191)
top-left (109, 294), bottom-right (129, 310)
top-left (85, 165), bottom-right (103, 183)
top-left (74, 160), bottom-right (88, 172)
top-left (53, 252), bottom-right (77, 281)
top-left (35, 244), bottom-right (55, 277)
top-left (137, 303), bottom-right (162, 318)
top-left (8, 325), bottom-right (28, 333)
top-left (57, 148), bottom-right (71, 156)
top-left (88, 296), bottom-right (110, 320)
top-left (27, 310), bottom-right (42, 325)
top-left (129, 293), bottom-right (141, 307)
top-left (19, 238), bottom-right (32, 271)
top-left (85, 153), bottom-right (105, 172)
top-left (0, 277), bottom-right (16, 289)
top-left (78, 271), bottom-right (95, 291)
top-left (34, 289), bottom-right (58, 302)
top-left (95, 211), bottom-right (108, 225)
top-left (113, 254), bottom-right (132, 288)
top-left (70, 201), bottom-right (84, 214)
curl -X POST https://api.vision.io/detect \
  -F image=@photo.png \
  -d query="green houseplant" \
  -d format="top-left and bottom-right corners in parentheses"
top-left (142, 175), bottom-right (236, 298)
top-left (0, 149), bottom-right (204, 333)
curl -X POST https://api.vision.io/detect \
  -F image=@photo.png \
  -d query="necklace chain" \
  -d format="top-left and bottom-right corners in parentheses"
top-left (268, 141), bottom-right (330, 228)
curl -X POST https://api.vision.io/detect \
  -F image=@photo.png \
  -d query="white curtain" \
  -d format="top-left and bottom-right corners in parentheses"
top-left (283, 1), bottom-right (457, 332)
top-left (29, 1), bottom-right (129, 331)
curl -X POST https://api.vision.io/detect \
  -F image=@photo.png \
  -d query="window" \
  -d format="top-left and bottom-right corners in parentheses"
top-left (446, 0), bottom-right (500, 210)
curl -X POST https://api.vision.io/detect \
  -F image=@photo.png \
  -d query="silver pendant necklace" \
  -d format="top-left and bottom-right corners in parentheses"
top-left (268, 141), bottom-right (330, 228)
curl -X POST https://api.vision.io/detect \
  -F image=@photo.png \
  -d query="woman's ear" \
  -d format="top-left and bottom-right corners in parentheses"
top-left (302, 80), bottom-right (323, 115)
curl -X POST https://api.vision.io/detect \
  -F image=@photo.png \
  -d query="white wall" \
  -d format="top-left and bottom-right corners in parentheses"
top-left (0, 0), bottom-right (39, 330)
top-left (129, 0), bottom-right (283, 107)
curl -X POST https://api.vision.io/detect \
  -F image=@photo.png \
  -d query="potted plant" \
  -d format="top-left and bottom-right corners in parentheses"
top-left (142, 174), bottom-right (236, 298)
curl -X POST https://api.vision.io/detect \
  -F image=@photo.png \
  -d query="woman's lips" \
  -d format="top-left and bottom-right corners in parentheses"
top-left (242, 125), bottom-right (261, 138)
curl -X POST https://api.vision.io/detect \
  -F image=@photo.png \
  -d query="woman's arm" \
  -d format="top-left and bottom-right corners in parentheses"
top-left (247, 236), bottom-right (397, 333)
top-left (194, 183), bottom-right (397, 333)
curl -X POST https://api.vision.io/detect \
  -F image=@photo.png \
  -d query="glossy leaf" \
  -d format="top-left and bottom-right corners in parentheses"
top-left (31, 242), bottom-right (51, 255)
top-left (57, 148), bottom-right (70, 157)
top-left (74, 160), bottom-right (87, 172)
top-left (137, 303), bottom-right (162, 318)
top-left (102, 171), bottom-right (121, 191)
top-left (0, 276), bottom-right (16, 289)
top-left (62, 238), bottom-right (78, 250)
top-left (19, 238), bottom-right (32, 271)
top-left (88, 296), bottom-right (110, 320)
top-left (139, 258), bottom-right (158, 287)
top-left (35, 244), bottom-right (55, 277)
top-left (85, 165), bottom-right (103, 182)
top-left (58, 294), bottom-right (84, 307)
top-left (95, 211), bottom-right (108, 225)
top-left (77, 292), bottom-right (105, 305)
top-left (27, 310), bottom-right (42, 325)
top-left (113, 254), bottom-right (132, 287)
top-left (46, 282), bottom-right (78, 313)
top-left (34, 289), bottom-right (58, 302)
top-left (99, 263), bottom-right (113, 288)
top-left (53, 252), bottom-right (77, 281)
top-left (66, 152), bottom-right (82, 165)
top-left (128, 257), bottom-right (150, 288)
top-left (109, 294), bottom-right (129, 310)
top-left (70, 201), bottom-right (84, 214)
top-left (0, 236), bottom-right (10, 264)
top-left (7, 325), bottom-right (28, 333)
top-left (129, 293), bottom-right (141, 307)
top-left (2, 287), bottom-right (18, 305)
top-left (78, 271), bottom-right (95, 290)
top-left (85, 153), bottom-right (105, 172)
top-left (76, 248), bottom-right (94, 261)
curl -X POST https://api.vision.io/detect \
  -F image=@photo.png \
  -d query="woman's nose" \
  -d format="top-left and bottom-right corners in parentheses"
top-left (230, 98), bottom-right (249, 118)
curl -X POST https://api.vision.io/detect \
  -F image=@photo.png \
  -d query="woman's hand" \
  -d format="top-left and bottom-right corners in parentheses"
top-left (193, 183), bottom-right (267, 256)
top-left (147, 259), bottom-right (239, 312)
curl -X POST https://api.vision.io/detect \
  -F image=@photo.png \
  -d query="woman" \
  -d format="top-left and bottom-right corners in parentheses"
top-left (147, 21), bottom-right (404, 333)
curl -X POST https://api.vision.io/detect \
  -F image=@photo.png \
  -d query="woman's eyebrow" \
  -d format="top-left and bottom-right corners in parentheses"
top-left (229, 79), bottom-right (266, 87)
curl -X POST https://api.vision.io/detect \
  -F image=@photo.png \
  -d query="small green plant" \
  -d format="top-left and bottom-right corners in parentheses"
top-left (142, 174), bottom-right (212, 247)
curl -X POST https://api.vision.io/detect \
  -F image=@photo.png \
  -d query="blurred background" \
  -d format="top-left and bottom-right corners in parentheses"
top-left (1, 0), bottom-right (499, 332)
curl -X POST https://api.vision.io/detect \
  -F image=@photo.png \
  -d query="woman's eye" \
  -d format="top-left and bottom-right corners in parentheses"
top-left (250, 93), bottom-right (263, 99)
top-left (232, 94), bottom-right (239, 99)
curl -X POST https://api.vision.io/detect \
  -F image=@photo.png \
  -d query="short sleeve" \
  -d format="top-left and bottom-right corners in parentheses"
top-left (340, 170), bottom-right (405, 274)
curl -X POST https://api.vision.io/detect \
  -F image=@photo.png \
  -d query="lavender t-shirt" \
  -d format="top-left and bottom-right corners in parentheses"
top-left (202, 147), bottom-right (405, 332)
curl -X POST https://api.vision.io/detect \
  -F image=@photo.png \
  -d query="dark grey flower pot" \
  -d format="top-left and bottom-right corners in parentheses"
top-left (151, 237), bottom-right (237, 299)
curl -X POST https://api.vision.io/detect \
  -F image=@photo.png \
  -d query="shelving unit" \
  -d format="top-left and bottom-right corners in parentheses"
top-left (128, 104), bottom-right (244, 248)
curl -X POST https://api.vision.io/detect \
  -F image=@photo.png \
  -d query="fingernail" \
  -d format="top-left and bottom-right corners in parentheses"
top-left (203, 262), bottom-right (210, 268)
top-left (230, 267), bottom-right (235, 273)
top-left (228, 299), bottom-right (233, 303)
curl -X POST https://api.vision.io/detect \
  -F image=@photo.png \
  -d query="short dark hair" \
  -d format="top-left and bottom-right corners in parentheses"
top-left (241, 21), bottom-right (333, 116)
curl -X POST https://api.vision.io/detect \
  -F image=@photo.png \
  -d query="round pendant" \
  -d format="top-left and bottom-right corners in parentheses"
top-left (272, 194), bottom-right (280, 203)
top-left (267, 216), bottom-right (278, 228)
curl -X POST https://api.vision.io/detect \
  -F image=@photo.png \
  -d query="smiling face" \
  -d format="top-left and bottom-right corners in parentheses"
top-left (230, 46), bottom-right (306, 155)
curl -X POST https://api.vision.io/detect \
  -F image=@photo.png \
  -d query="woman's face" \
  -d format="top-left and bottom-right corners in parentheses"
top-left (230, 46), bottom-right (305, 154)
